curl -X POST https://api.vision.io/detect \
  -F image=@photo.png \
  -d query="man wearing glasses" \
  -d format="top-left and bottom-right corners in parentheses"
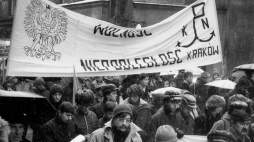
top-left (89, 104), bottom-right (142, 142)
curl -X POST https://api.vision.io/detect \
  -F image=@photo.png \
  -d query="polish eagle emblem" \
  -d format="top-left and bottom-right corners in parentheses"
top-left (24, 0), bottom-right (68, 61)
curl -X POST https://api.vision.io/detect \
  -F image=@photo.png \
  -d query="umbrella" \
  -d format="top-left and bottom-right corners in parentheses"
top-left (159, 71), bottom-right (178, 76)
top-left (0, 90), bottom-right (56, 126)
top-left (234, 63), bottom-right (254, 70)
top-left (150, 87), bottom-right (181, 96)
top-left (185, 67), bottom-right (204, 75)
top-left (205, 80), bottom-right (236, 90)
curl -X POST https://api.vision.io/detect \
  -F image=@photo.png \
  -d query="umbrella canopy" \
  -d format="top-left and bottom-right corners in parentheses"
top-left (185, 67), bottom-right (204, 75)
top-left (234, 63), bottom-right (254, 70)
top-left (159, 71), bottom-right (178, 76)
top-left (150, 87), bottom-right (181, 96)
top-left (205, 80), bottom-right (236, 90)
top-left (0, 90), bottom-right (56, 126)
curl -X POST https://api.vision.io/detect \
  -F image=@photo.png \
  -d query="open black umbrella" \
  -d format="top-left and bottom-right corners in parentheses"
top-left (0, 90), bottom-right (56, 126)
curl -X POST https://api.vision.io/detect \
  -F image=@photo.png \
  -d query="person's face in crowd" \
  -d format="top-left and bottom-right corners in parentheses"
top-left (164, 81), bottom-right (169, 87)
top-left (96, 77), bottom-right (103, 83)
top-left (170, 82), bottom-right (176, 87)
top-left (106, 90), bottom-right (117, 102)
top-left (213, 74), bottom-right (220, 80)
top-left (186, 75), bottom-right (193, 83)
top-left (12, 77), bottom-right (18, 84)
top-left (129, 94), bottom-right (140, 105)
top-left (9, 123), bottom-right (24, 142)
top-left (37, 84), bottom-right (45, 91)
top-left (114, 114), bottom-right (131, 132)
top-left (59, 112), bottom-right (72, 123)
top-left (140, 77), bottom-right (149, 86)
top-left (52, 92), bottom-right (62, 102)
top-left (211, 107), bottom-right (223, 117)
top-left (233, 120), bottom-right (250, 135)
top-left (105, 111), bottom-right (113, 120)
top-left (165, 100), bottom-right (181, 113)
top-left (239, 86), bottom-right (249, 95)
top-left (201, 76), bottom-right (209, 83)
top-left (181, 105), bottom-right (192, 116)
top-left (233, 106), bottom-right (247, 113)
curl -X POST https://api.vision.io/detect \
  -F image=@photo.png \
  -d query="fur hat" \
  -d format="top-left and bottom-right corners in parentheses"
top-left (205, 95), bottom-right (226, 110)
top-left (236, 76), bottom-right (251, 88)
top-left (155, 125), bottom-right (178, 142)
top-left (33, 77), bottom-right (45, 86)
top-left (50, 84), bottom-right (63, 95)
top-left (208, 130), bottom-right (234, 142)
top-left (101, 84), bottom-right (117, 97)
top-left (113, 104), bottom-right (132, 119)
top-left (228, 94), bottom-right (251, 115)
top-left (75, 89), bottom-right (94, 106)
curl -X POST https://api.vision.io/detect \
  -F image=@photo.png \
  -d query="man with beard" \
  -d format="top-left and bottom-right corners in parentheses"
top-left (41, 102), bottom-right (76, 142)
top-left (194, 95), bottom-right (225, 135)
top-left (89, 104), bottom-right (142, 142)
top-left (226, 110), bottom-right (251, 142)
top-left (149, 89), bottom-right (186, 142)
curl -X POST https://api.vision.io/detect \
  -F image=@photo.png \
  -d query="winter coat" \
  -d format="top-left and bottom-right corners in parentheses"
top-left (73, 110), bottom-right (99, 135)
top-left (149, 107), bottom-right (186, 142)
top-left (41, 114), bottom-right (76, 142)
top-left (193, 109), bottom-right (222, 135)
top-left (121, 98), bottom-right (153, 141)
top-left (91, 101), bottom-right (105, 119)
top-left (89, 120), bottom-right (142, 142)
top-left (140, 86), bottom-right (153, 103)
top-left (209, 112), bottom-right (231, 133)
top-left (227, 127), bottom-right (251, 142)
top-left (189, 79), bottom-right (209, 112)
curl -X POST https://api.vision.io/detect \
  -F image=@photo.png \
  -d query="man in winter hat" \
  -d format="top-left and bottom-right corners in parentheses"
top-left (210, 94), bottom-right (251, 134)
top-left (121, 84), bottom-right (153, 141)
top-left (194, 95), bottom-right (226, 135)
top-left (155, 125), bottom-right (178, 142)
top-left (49, 84), bottom-right (64, 110)
top-left (73, 89), bottom-right (99, 139)
top-left (90, 104), bottom-right (142, 142)
top-left (91, 84), bottom-right (118, 119)
top-left (226, 110), bottom-right (251, 142)
top-left (180, 94), bottom-right (201, 134)
top-left (31, 77), bottom-right (50, 99)
top-left (149, 89), bottom-right (185, 142)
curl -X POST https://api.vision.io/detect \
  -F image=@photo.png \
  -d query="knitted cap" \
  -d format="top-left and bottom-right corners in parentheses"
top-left (50, 84), bottom-right (63, 95)
top-left (101, 84), bottom-right (117, 97)
top-left (113, 104), bottom-right (132, 119)
top-left (182, 94), bottom-right (197, 108)
top-left (208, 130), bottom-right (234, 142)
top-left (155, 125), bottom-right (178, 142)
top-left (33, 77), bottom-right (45, 86)
top-left (205, 95), bottom-right (226, 109)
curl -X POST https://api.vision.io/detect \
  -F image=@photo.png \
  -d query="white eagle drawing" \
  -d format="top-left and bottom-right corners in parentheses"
top-left (24, 0), bottom-right (68, 61)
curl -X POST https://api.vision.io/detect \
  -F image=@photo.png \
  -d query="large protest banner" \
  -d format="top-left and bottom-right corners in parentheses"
top-left (7, 0), bottom-right (222, 77)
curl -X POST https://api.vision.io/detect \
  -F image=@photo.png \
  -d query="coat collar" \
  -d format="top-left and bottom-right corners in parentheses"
top-left (122, 98), bottom-right (147, 106)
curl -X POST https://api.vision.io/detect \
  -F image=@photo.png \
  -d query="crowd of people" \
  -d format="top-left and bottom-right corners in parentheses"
top-left (0, 68), bottom-right (254, 142)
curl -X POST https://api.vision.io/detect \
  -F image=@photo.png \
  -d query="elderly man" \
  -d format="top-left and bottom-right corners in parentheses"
top-left (89, 104), bottom-right (142, 142)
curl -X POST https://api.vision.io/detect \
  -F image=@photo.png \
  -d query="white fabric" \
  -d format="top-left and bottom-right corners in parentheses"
top-left (7, 0), bottom-right (222, 77)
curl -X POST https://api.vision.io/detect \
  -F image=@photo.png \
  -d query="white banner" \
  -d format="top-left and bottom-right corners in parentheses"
top-left (7, 0), bottom-right (222, 77)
